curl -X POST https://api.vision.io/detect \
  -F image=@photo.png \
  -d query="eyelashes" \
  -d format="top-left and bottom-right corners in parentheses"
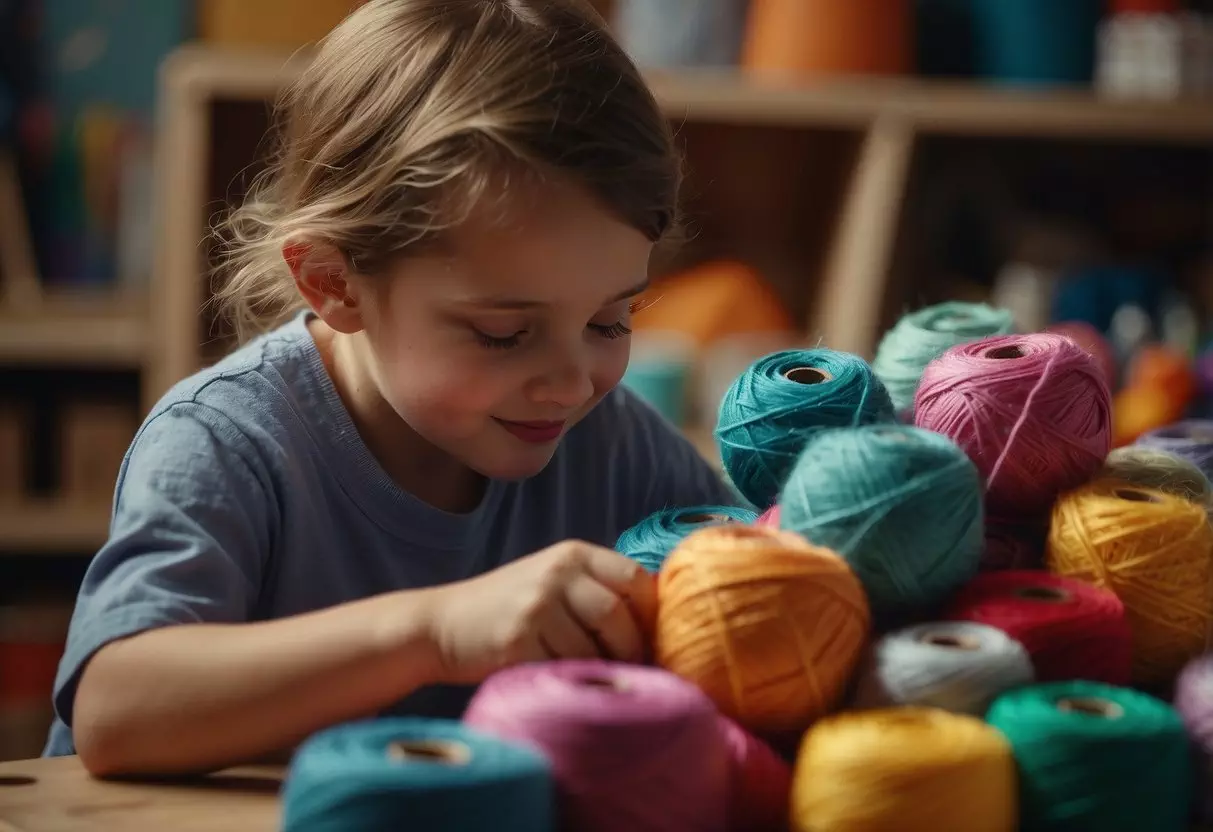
top-left (472, 298), bottom-right (651, 351)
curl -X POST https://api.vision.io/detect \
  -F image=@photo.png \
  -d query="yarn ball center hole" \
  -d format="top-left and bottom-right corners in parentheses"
top-left (984, 344), bottom-right (1026, 360)
top-left (919, 632), bottom-right (982, 651)
top-left (1055, 696), bottom-right (1125, 719)
top-left (1012, 586), bottom-right (1071, 603)
top-left (783, 366), bottom-right (832, 385)
top-left (1114, 488), bottom-right (1161, 504)
top-left (387, 739), bottom-right (473, 766)
top-left (577, 674), bottom-right (628, 693)
top-left (676, 511), bottom-right (737, 526)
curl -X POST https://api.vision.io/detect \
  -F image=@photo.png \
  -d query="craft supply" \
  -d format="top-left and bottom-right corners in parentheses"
top-left (1125, 343), bottom-right (1197, 413)
top-left (1100, 445), bottom-right (1212, 503)
top-left (872, 301), bottom-right (1015, 413)
top-left (280, 718), bottom-right (554, 832)
top-left (1173, 654), bottom-right (1213, 822)
top-left (463, 660), bottom-right (731, 832)
top-left (615, 505), bottom-right (758, 573)
top-left (780, 424), bottom-right (983, 621)
top-left (655, 524), bottom-right (870, 734)
top-left (1046, 320), bottom-right (1117, 390)
top-left (914, 332), bottom-right (1112, 515)
top-left (1047, 480), bottom-right (1213, 685)
top-left (944, 570), bottom-right (1132, 685)
top-left (986, 681), bottom-right (1191, 831)
top-left (716, 348), bottom-right (896, 510)
top-left (755, 504), bottom-right (780, 527)
top-left (719, 715), bottom-right (793, 832)
top-left (621, 330), bottom-right (697, 427)
top-left (790, 707), bottom-right (1018, 831)
top-left (852, 621), bottom-right (1034, 715)
top-left (1112, 384), bottom-right (1181, 447)
top-left (1136, 419), bottom-right (1213, 479)
top-left (982, 518), bottom-right (1044, 571)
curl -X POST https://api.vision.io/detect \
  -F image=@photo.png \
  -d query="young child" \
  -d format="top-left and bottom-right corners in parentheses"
top-left (43, 0), bottom-right (738, 775)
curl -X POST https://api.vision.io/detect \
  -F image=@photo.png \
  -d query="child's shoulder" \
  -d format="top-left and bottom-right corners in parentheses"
top-left (140, 311), bottom-right (323, 450)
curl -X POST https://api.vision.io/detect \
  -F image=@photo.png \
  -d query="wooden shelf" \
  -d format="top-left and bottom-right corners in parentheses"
top-left (162, 43), bottom-right (1213, 144)
top-left (0, 295), bottom-right (148, 368)
top-left (0, 500), bottom-right (109, 554)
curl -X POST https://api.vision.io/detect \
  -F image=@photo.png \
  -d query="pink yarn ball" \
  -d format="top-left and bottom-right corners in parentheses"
top-left (719, 716), bottom-right (792, 832)
top-left (913, 333), bottom-right (1111, 516)
top-left (756, 505), bottom-right (781, 528)
top-left (1047, 320), bottom-right (1117, 390)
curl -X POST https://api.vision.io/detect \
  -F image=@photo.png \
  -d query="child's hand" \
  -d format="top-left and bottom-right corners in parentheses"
top-left (425, 540), bottom-right (658, 684)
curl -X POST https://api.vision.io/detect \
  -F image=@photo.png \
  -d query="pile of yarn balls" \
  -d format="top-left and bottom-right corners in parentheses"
top-left (611, 300), bottom-right (1213, 831)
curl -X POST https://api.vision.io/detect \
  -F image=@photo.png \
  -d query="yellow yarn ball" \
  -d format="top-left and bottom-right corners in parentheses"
top-left (1047, 479), bottom-right (1213, 685)
top-left (790, 707), bottom-right (1018, 831)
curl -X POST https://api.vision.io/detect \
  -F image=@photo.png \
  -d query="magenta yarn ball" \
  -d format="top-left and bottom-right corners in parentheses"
top-left (1046, 320), bottom-right (1117, 390)
top-left (913, 333), bottom-right (1111, 515)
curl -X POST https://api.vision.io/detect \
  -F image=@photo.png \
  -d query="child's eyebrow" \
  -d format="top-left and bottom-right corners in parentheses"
top-left (460, 278), bottom-right (651, 311)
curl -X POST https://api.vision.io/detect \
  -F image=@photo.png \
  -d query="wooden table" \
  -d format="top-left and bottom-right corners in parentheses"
top-left (0, 756), bottom-right (283, 831)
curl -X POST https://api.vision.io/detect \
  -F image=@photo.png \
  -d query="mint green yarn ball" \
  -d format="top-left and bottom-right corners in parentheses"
top-left (779, 424), bottom-right (983, 622)
top-left (986, 681), bottom-right (1191, 832)
top-left (873, 301), bottom-right (1016, 412)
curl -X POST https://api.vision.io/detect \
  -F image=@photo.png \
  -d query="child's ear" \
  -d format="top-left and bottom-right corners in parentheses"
top-left (284, 241), bottom-right (363, 334)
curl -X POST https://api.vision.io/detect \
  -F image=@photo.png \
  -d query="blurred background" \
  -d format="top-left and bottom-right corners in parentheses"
top-left (1, 0), bottom-right (1213, 760)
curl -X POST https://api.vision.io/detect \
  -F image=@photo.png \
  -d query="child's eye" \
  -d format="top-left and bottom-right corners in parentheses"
top-left (587, 321), bottom-right (633, 340)
top-left (474, 329), bottom-right (524, 349)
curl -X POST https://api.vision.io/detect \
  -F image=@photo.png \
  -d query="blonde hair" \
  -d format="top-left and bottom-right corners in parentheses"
top-left (214, 0), bottom-right (681, 342)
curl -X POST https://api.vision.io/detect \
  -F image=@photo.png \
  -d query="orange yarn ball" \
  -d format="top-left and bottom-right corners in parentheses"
top-left (1046, 479), bottom-right (1213, 685)
top-left (1126, 343), bottom-right (1196, 408)
top-left (655, 525), bottom-right (871, 735)
top-left (1113, 385), bottom-right (1184, 447)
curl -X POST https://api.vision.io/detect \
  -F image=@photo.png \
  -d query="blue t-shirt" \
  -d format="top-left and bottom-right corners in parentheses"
top-left (43, 312), bottom-right (736, 757)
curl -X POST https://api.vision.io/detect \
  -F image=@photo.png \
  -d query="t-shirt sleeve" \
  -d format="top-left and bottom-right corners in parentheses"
top-left (51, 400), bottom-right (276, 729)
top-left (609, 387), bottom-right (744, 523)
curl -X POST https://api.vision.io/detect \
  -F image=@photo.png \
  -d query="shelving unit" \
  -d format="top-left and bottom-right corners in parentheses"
top-left (0, 294), bottom-right (148, 369)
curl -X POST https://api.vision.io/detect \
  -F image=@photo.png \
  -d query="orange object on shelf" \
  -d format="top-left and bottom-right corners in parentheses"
top-left (1112, 385), bottom-right (1185, 447)
top-left (741, 0), bottom-right (912, 77)
top-left (633, 260), bottom-right (794, 348)
top-left (198, 0), bottom-right (362, 49)
top-left (1124, 343), bottom-right (1196, 414)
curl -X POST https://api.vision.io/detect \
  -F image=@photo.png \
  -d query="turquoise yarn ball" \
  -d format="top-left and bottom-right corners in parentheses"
top-left (615, 505), bottom-right (758, 572)
top-left (872, 301), bottom-right (1015, 413)
top-left (986, 681), bottom-right (1191, 832)
top-left (715, 349), bottom-right (896, 510)
top-left (779, 424), bottom-right (983, 621)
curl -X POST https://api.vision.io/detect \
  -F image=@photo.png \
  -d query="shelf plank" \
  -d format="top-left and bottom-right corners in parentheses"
top-left (0, 296), bottom-right (148, 368)
top-left (163, 43), bottom-right (1213, 144)
top-left (0, 501), bottom-right (109, 554)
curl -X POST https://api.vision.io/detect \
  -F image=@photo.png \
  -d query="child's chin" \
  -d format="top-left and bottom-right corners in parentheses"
top-left (475, 446), bottom-right (559, 482)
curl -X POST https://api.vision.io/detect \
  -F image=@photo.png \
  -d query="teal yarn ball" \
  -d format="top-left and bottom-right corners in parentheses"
top-left (715, 349), bottom-right (896, 510)
top-left (779, 424), bottom-right (983, 621)
top-left (873, 301), bottom-right (1015, 413)
top-left (986, 681), bottom-right (1191, 832)
top-left (281, 718), bottom-right (555, 831)
top-left (615, 505), bottom-right (759, 572)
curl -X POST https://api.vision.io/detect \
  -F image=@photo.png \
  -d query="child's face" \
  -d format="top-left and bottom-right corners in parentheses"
top-left (356, 180), bottom-right (654, 481)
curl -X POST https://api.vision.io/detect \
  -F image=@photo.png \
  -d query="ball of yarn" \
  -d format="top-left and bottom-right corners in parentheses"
top-left (780, 424), bottom-right (983, 621)
top-left (616, 505), bottom-right (758, 573)
top-left (944, 570), bottom-right (1132, 685)
top-left (655, 524), bottom-right (870, 734)
top-left (1047, 480), bottom-right (1213, 685)
top-left (1174, 654), bottom-right (1213, 822)
top-left (463, 660), bottom-right (732, 832)
top-left (914, 332), bottom-right (1112, 515)
top-left (790, 707), bottom-right (1017, 831)
top-left (982, 518), bottom-right (1045, 571)
top-left (852, 621), bottom-right (1034, 715)
top-left (872, 301), bottom-right (1016, 413)
top-left (715, 348), bottom-right (896, 510)
top-left (1100, 446), bottom-right (1212, 503)
top-left (719, 715), bottom-right (792, 832)
top-left (281, 718), bottom-right (554, 831)
top-left (755, 504), bottom-right (781, 527)
top-left (986, 681), bottom-right (1192, 831)
top-left (1136, 419), bottom-right (1213, 480)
